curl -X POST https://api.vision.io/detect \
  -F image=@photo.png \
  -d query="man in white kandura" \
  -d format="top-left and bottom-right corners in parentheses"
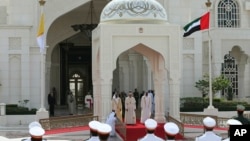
top-left (138, 118), bottom-right (164, 141)
top-left (195, 116), bottom-right (222, 141)
top-left (125, 91), bottom-right (136, 124)
top-left (140, 92), bottom-right (152, 124)
top-left (67, 91), bottom-right (76, 115)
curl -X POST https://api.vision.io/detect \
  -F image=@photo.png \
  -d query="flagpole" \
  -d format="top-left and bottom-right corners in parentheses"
top-left (38, 0), bottom-right (46, 112)
top-left (206, 0), bottom-right (214, 109)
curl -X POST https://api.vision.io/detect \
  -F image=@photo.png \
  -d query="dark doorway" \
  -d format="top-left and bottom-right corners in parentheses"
top-left (60, 43), bottom-right (92, 106)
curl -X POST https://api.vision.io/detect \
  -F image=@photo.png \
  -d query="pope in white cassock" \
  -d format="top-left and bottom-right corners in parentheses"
top-left (140, 92), bottom-right (152, 123)
top-left (125, 91), bottom-right (136, 124)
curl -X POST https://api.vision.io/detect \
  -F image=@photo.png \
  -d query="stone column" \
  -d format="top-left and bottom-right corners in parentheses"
top-left (169, 79), bottom-right (180, 120)
top-left (154, 81), bottom-right (166, 123)
top-left (0, 103), bottom-right (6, 115)
top-left (99, 81), bottom-right (112, 122)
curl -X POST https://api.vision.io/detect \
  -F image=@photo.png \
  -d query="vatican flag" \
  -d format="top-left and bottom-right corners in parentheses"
top-left (37, 13), bottom-right (45, 53)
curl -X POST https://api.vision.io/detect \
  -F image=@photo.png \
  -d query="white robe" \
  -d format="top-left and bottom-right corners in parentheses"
top-left (67, 94), bottom-right (76, 115)
top-left (125, 96), bottom-right (136, 124)
top-left (140, 95), bottom-right (152, 123)
top-left (148, 92), bottom-right (154, 114)
top-left (106, 112), bottom-right (117, 136)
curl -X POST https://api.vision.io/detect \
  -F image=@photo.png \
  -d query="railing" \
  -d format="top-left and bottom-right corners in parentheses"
top-left (180, 113), bottom-right (229, 128)
top-left (168, 115), bottom-right (185, 136)
top-left (39, 114), bottom-right (98, 130)
top-left (115, 118), bottom-right (126, 140)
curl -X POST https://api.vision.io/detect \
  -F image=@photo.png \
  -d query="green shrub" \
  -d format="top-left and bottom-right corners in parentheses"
top-left (180, 97), bottom-right (250, 112)
top-left (6, 105), bottom-right (36, 115)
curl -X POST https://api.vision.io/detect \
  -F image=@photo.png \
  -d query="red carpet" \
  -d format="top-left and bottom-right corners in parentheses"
top-left (44, 123), bottom-right (226, 140)
top-left (117, 120), bottom-right (185, 141)
top-left (45, 126), bottom-right (89, 135)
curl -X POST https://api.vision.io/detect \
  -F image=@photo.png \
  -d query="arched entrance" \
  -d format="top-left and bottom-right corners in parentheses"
top-left (92, 23), bottom-right (181, 122)
top-left (46, 0), bottom-right (107, 114)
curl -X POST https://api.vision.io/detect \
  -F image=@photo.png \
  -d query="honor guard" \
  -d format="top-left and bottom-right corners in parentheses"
top-left (164, 122), bottom-right (180, 141)
top-left (222, 119), bottom-right (242, 141)
top-left (138, 118), bottom-right (164, 141)
top-left (21, 126), bottom-right (46, 141)
top-left (195, 116), bottom-right (222, 141)
top-left (85, 120), bottom-right (101, 141)
top-left (97, 123), bottom-right (112, 141)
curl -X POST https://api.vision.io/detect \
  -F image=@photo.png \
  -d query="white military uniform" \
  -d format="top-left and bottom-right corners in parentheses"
top-left (138, 118), bottom-right (164, 141)
top-left (222, 119), bottom-right (242, 141)
top-left (164, 122), bottom-right (180, 141)
top-left (86, 120), bottom-right (101, 141)
top-left (195, 117), bottom-right (222, 141)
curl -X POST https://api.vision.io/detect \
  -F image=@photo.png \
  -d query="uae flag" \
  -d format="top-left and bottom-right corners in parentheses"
top-left (183, 12), bottom-right (210, 37)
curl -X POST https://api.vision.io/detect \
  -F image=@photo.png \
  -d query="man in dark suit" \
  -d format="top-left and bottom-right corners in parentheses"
top-left (48, 92), bottom-right (56, 116)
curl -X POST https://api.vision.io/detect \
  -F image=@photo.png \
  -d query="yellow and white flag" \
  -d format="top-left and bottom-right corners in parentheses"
top-left (37, 13), bottom-right (45, 53)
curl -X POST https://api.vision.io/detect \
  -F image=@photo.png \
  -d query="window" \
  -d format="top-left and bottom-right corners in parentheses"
top-left (221, 54), bottom-right (238, 96)
top-left (218, 0), bottom-right (240, 28)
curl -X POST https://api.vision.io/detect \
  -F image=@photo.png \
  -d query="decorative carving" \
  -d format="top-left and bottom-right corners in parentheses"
top-left (101, 0), bottom-right (167, 21)
top-left (180, 113), bottom-right (229, 128)
top-left (39, 114), bottom-right (97, 130)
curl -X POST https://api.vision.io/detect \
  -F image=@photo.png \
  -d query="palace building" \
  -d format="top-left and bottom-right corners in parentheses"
top-left (1, 0), bottom-right (250, 122)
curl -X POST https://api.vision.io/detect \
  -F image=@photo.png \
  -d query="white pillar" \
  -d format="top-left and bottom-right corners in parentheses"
top-left (169, 79), bottom-right (180, 120)
top-left (0, 103), bottom-right (6, 115)
top-left (154, 81), bottom-right (166, 123)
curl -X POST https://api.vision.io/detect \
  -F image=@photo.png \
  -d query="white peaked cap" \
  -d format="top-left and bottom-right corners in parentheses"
top-left (145, 118), bottom-right (157, 130)
top-left (203, 117), bottom-right (216, 128)
top-left (164, 122), bottom-right (179, 135)
top-left (28, 121), bottom-right (42, 129)
top-left (227, 119), bottom-right (242, 125)
top-left (89, 120), bottom-right (101, 131)
top-left (97, 123), bottom-right (112, 134)
top-left (29, 126), bottom-right (45, 137)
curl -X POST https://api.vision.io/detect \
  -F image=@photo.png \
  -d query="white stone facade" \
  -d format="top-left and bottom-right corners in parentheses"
top-left (0, 0), bottom-right (250, 121)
